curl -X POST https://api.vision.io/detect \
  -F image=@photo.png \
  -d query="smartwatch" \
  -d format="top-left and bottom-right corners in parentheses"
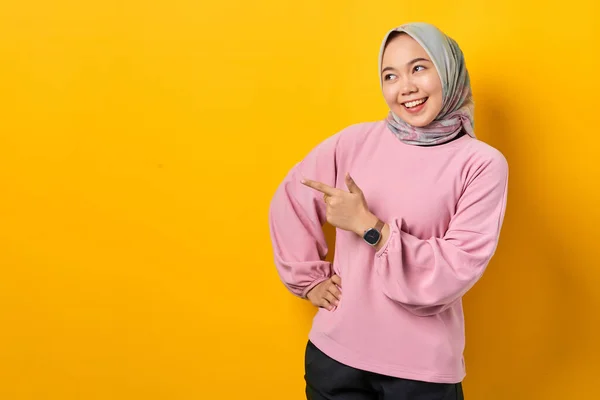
top-left (362, 219), bottom-right (385, 246)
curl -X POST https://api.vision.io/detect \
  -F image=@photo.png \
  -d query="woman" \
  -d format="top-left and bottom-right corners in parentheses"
top-left (268, 22), bottom-right (508, 399)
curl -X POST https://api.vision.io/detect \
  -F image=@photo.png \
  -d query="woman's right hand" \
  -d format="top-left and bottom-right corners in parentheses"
top-left (306, 275), bottom-right (342, 311)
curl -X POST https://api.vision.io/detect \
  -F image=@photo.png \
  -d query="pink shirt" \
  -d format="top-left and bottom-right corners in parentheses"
top-left (268, 120), bottom-right (508, 383)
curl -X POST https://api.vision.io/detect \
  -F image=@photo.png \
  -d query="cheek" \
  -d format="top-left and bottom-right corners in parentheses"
top-left (421, 76), bottom-right (443, 115)
top-left (430, 96), bottom-right (443, 116)
top-left (421, 74), bottom-right (443, 98)
top-left (382, 86), bottom-right (398, 107)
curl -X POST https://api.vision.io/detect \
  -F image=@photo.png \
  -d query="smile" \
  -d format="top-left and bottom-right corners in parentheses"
top-left (402, 98), bottom-right (428, 109)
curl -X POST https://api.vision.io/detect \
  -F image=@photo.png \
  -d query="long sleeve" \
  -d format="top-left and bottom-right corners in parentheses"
top-left (268, 133), bottom-right (341, 298)
top-left (375, 153), bottom-right (509, 316)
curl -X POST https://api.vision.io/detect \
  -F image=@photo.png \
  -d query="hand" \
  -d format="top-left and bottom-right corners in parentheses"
top-left (306, 275), bottom-right (342, 311)
top-left (301, 173), bottom-right (376, 235)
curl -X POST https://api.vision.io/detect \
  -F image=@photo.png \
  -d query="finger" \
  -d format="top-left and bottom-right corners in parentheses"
top-left (327, 284), bottom-right (342, 301)
top-left (331, 274), bottom-right (342, 287)
top-left (324, 291), bottom-right (339, 306)
top-left (301, 179), bottom-right (338, 196)
top-left (320, 297), bottom-right (334, 311)
top-left (345, 173), bottom-right (362, 194)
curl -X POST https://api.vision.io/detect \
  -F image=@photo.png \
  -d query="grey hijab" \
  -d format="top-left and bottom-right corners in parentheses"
top-left (379, 23), bottom-right (475, 145)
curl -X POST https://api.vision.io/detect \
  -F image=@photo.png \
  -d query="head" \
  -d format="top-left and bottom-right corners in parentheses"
top-left (380, 32), bottom-right (442, 127)
top-left (379, 23), bottom-right (472, 130)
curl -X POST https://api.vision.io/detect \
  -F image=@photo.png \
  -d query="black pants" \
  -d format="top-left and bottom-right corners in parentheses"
top-left (305, 341), bottom-right (464, 400)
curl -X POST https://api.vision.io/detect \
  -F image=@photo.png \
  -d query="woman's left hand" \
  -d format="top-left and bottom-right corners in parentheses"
top-left (302, 173), bottom-right (376, 236)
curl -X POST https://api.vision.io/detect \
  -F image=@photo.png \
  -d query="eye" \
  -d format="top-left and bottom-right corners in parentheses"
top-left (413, 65), bottom-right (426, 73)
top-left (383, 73), bottom-right (397, 81)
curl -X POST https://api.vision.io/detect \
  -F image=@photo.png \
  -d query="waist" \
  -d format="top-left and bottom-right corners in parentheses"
top-left (308, 295), bottom-right (466, 383)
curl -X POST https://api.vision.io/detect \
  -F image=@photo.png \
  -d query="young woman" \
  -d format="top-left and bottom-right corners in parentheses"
top-left (268, 22), bottom-right (508, 399)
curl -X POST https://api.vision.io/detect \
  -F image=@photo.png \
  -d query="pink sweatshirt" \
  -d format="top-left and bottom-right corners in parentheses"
top-left (268, 120), bottom-right (508, 383)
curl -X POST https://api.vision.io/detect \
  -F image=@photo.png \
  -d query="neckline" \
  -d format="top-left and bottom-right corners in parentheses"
top-left (383, 122), bottom-right (472, 151)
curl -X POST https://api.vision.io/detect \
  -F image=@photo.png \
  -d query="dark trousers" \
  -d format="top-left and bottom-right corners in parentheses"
top-left (305, 341), bottom-right (464, 400)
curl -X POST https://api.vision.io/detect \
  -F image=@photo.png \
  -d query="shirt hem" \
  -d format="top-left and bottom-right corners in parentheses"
top-left (308, 331), bottom-right (465, 384)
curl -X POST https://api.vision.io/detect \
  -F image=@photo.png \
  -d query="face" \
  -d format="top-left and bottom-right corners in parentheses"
top-left (381, 33), bottom-right (443, 127)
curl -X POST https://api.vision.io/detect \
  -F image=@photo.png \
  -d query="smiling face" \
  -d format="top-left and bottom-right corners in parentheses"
top-left (381, 32), bottom-right (443, 127)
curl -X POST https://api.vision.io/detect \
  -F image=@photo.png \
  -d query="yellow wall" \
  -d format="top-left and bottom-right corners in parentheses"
top-left (0, 0), bottom-right (599, 399)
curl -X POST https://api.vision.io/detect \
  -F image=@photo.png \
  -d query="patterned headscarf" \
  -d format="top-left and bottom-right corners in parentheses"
top-left (379, 22), bottom-right (475, 145)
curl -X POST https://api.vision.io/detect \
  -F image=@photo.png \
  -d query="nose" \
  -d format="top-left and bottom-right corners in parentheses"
top-left (399, 76), bottom-right (418, 97)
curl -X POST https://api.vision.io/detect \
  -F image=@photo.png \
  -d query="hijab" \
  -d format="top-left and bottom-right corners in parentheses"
top-left (379, 22), bottom-right (475, 145)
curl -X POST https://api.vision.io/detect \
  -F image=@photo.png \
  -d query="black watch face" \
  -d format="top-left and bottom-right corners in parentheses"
top-left (363, 228), bottom-right (380, 245)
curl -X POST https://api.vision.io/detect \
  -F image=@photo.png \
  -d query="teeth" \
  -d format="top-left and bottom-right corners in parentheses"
top-left (404, 98), bottom-right (426, 108)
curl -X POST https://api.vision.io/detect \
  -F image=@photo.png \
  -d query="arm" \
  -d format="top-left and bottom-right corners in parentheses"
top-left (371, 154), bottom-right (509, 316)
top-left (268, 134), bottom-right (341, 298)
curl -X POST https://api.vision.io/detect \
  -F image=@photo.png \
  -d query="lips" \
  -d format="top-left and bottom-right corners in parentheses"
top-left (401, 97), bottom-right (428, 114)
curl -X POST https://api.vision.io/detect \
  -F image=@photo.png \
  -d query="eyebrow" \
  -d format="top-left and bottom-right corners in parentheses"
top-left (407, 57), bottom-right (431, 66)
top-left (381, 58), bottom-right (432, 74)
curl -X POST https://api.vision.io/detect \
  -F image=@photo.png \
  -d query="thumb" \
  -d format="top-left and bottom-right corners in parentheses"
top-left (345, 173), bottom-right (362, 194)
top-left (331, 274), bottom-right (342, 286)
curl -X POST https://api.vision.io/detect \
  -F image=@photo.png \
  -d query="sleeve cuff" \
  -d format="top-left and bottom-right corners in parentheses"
top-left (301, 276), bottom-right (330, 298)
top-left (375, 220), bottom-right (397, 258)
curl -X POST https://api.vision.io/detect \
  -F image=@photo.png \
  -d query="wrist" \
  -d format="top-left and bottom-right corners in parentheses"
top-left (354, 211), bottom-right (379, 237)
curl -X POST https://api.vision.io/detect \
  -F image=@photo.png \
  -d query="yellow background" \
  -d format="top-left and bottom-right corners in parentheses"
top-left (1, 0), bottom-right (599, 399)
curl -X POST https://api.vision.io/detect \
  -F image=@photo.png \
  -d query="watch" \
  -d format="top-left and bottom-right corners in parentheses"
top-left (362, 219), bottom-right (385, 246)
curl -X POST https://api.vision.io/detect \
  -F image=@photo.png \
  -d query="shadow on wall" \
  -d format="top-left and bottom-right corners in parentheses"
top-left (463, 86), bottom-right (597, 399)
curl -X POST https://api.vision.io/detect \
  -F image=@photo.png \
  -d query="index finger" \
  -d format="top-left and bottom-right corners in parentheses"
top-left (301, 179), bottom-right (337, 196)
